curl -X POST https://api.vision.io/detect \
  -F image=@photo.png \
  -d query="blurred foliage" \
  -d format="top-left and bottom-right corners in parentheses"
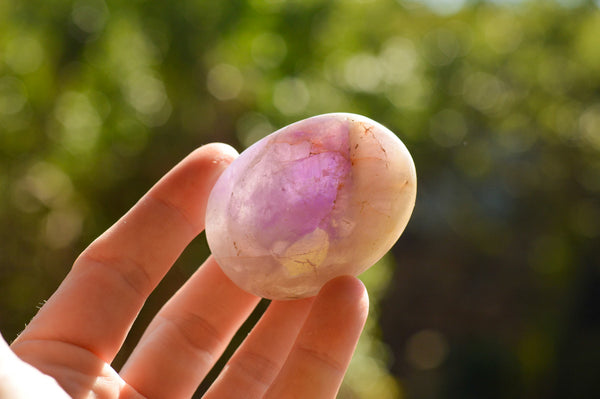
top-left (1, 0), bottom-right (600, 398)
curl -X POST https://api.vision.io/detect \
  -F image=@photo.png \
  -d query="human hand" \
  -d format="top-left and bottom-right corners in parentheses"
top-left (2, 144), bottom-right (369, 399)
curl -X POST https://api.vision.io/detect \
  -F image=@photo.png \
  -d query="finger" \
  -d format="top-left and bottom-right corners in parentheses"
top-left (12, 144), bottom-right (238, 363)
top-left (119, 257), bottom-right (260, 399)
top-left (264, 276), bottom-right (369, 399)
top-left (202, 295), bottom-right (315, 399)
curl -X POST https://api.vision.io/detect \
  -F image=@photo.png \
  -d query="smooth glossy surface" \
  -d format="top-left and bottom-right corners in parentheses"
top-left (206, 113), bottom-right (416, 299)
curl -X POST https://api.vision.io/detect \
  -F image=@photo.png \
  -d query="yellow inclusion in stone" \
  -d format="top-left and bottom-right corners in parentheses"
top-left (278, 228), bottom-right (329, 276)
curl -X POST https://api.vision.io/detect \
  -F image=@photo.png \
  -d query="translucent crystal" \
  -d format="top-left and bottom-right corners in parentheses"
top-left (206, 113), bottom-right (416, 300)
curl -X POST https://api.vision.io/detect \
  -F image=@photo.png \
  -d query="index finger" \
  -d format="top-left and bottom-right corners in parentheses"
top-left (12, 143), bottom-right (238, 362)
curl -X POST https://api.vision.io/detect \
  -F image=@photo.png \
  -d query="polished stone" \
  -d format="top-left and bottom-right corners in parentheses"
top-left (206, 113), bottom-right (416, 300)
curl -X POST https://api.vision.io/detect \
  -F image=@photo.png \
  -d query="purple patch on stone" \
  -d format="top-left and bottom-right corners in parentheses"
top-left (227, 121), bottom-right (351, 248)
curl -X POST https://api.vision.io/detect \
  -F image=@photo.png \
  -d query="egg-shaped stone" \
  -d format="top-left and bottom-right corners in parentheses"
top-left (205, 113), bottom-right (416, 300)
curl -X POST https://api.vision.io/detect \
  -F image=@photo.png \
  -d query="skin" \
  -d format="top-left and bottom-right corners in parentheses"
top-left (0, 143), bottom-right (369, 399)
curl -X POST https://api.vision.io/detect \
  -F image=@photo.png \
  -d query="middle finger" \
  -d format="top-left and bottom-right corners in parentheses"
top-left (119, 257), bottom-right (260, 399)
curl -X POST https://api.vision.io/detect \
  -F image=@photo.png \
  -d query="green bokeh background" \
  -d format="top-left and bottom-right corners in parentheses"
top-left (1, 0), bottom-right (599, 398)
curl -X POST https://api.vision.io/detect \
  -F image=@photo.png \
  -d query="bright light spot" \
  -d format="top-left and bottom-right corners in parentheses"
top-left (488, 0), bottom-right (526, 5)
top-left (54, 91), bottom-right (101, 152)
top-left (307, 81), bottom-right (346, 113)
top-left (0, 76), bottom-right (27, 115)
top-left (14, 162), bottom-right (74, 209)
top-left (405, 329), bottom-right (449, 370)
top-left (251, 32), bottom-right (287, 69)
top-left (44, 208), bottom-right (83, 249)
top-left (579, 104), bottom-right (600, 150)
top-left (273, 77), bottom-right (310, 115)
top-left (3, 36), bottom-right (44, 74)
top-left (555, 0), bottom-right (586, 6)
top-left (386, 78), bottom-right (430, 110)
top-left (236, 112), bottom-right (273, 148)
top-left (72, 0), bottom-right (109, 34)
top-left (105, 19), bottom-right (162, 73)
top-left (122, 72), bottom-right (171, 126)
top-left (462, 72), bottom-right (507, 113)
top-left (380, 37), bottom-right (418, 85)
top-left (422, 28), bottom-right (462, 66)
top-left (417, 0), bottom-right (466, 15)
top-left (344, 53), bottom-right (383, 92)
top-left (55, 92), bottom-right (101, 130)
top-left (323, 50), bottom-right (352, 87)
top-left (124, 73), bottom-right (168, 115)
top-left (207, 63), bottom-right (244, 100)
top-left (344, 352), bottom-right (402, 399)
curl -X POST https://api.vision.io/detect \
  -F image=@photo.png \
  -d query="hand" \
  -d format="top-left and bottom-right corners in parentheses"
top-left (2, 144), bottom-right (369, 399)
